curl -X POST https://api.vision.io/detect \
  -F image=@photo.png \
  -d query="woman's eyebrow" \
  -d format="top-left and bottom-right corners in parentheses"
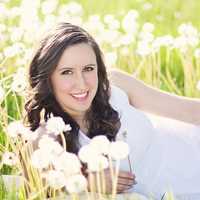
top-left (58, 63), bottom-right (96, 71)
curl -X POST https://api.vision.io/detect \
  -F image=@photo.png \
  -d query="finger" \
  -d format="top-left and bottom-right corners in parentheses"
top-left (118, 172), bottom-right (136, 180)
top-left (116, 185), bottom-right (133, 193)
top-left (117, 181), bottom-right (134, 187)
top-left (117, 177), bottom-right (135, 186)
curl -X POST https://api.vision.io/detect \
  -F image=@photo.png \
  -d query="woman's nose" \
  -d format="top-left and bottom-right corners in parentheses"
top-left (75, 73), bottom-right (87, 90)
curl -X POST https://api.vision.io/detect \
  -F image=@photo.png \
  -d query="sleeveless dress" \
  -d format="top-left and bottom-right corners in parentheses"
top-left (79, 85), bottom-right (200, 200)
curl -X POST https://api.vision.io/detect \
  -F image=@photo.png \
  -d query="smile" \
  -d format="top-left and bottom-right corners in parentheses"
top-left (71, 91), bottom-right (89, 101)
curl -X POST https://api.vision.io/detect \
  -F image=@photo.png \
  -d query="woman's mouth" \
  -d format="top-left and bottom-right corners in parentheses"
top-left (71, 91), bottom-right (89, 101)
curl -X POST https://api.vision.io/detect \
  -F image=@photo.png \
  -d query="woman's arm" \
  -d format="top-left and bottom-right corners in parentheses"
top-left (108, 69), bottom-right (200, 125)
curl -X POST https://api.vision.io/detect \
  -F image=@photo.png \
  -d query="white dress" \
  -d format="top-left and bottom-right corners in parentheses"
top-left (79, 85), bottom-right (200, 200)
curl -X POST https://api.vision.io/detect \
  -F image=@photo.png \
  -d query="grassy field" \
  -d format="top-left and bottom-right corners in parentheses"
top-left (0, 0), bottom-right (200, 199)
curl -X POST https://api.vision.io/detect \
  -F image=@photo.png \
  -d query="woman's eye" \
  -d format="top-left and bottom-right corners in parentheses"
top-left (61, 70), bottom-right (73, 75)
top-left (84, 66), bottom-right (94, 72)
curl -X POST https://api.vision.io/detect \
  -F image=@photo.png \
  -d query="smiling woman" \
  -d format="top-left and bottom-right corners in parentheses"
top-left (24, 22), bottom-right (200, 199)
top-left (51, 43), bottom-right (98, 127)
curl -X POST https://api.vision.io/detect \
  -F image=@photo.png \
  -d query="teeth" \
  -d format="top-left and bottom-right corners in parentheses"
top-left (72, 92), bottom-right (87, 98)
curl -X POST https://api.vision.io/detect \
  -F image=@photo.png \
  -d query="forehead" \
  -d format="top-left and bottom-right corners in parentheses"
top-left (57, 43), bottom-right (97, 69)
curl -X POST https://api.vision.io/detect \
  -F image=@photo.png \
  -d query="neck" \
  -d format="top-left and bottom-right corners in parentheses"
top-left (73, 114), bottom-right (88, 135)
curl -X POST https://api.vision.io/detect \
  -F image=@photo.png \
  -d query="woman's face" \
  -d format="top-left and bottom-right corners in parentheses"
top-left (51, 43), bottom-right (98, 119)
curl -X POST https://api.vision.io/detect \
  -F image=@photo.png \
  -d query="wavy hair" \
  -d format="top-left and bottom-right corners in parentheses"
top-left (25, 22), bottom-right (120, 153)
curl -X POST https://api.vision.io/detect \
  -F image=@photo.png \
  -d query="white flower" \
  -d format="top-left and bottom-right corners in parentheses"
top-left (142, 2), bottom-right (153, 10)
top-left (65, 174), bottom-right (87, 194)
top-left (11, 78), bottom-right (27, 94)
top-left (3, 43), bottom-right (25, 58)
top-left (196, 80), bottom-right (200, 91)
top-left (109, 141), bottom-right (129, 160)
top-left (45, 170), bottom-right (66, 189)
top-left (142, 22), bottom-right (155, 33)
top-left (178, 23), bottom-right (198, 38)
top-left (41, 0), bottom-right (57, 15)
top-left (194, 48), bottom-right (200, 58)
top-left (87, 155), bottom-right (109, 172)
top-left (104, 51), bottom-right (117, 67)
top-left (11, 68), bottom-right (27, 94)
top-left (2, 151), bottom-right (18, 166)
top-left (0, 85), bottom-right (5, 104)
top-left (78, 144), bottom-right (99, 163)
top-left (11, 27), bottom-right (24, 42)
top-left (7, 121), bottom-right (34, 141)
top-left (104, 14), bottom-right (120, 30)
top-left (58, 2), bottom-right (83, 17)
top-left (90, 135), bottom-right (110, 155)
top-left (152, 35), bottom-right (174, 50)
top-left (52, 151), bottom-right (81, 176)
top-left (31, 148), bottom-right (53, 169)
top-left (136, 41), bottom-right (152, 56)
top-left (139, 32), bottom-right (154, 43)
top-left (46, 115), bottom-right (71, 135)
top-left (122, 10), bottom-right (139, 34)
top-left (38, 135), bottom-right (63, 156)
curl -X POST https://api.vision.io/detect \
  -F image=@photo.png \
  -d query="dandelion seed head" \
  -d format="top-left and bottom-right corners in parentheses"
top-left (109, 141), bottom-right (129, 160)
top-left (2, 151), bottom-right (18, 166)
top-left (65, 174), bottom-right (87, 194)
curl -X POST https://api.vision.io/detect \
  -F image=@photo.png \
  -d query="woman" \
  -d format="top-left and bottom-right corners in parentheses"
top-left (25, 22), bottom-right (200, 199)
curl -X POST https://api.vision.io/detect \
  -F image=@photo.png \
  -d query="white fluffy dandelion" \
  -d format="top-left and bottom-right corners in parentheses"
top-left (7, 121), bottom-right (34, 141)
top-left (52, 151), bottom-right (81, 176)
top-left (90, 135), bottom-right (110, 155)
top-left (78, 144), bottom-right (99, 163)
top-left (109, 141), bottom-right (129, 160)
top-left (87, 154), bottom-right (109, 172)
top-left (44, 170), bottom-right (66, 189)
top-left (31, 148), bottom-right (53, 169)
top-left (65, 174), bottom-right (87, 194)
top-left (2, 151), bottom-right (18, 166)
top-left (46, 115), bottom-right (71, 136)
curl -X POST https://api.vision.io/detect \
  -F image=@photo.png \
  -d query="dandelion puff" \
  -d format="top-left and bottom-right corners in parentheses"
top-left (7, 121), bottom-right (33, 140)
top-left (52, 151), bottom-right (81, 176)
top-left (87, 155), bottom-right (109, 172)
top-left (11, 68), bottom-right (28, 94)
top-left (109, 141), bottom-right (129, 160)
top-left (31, 148), bottom-right (53, 169)
top-left (38, 135), bottom-right (63, 156)
top-left (142, 22), bottom-right (155, 33)
top-left (78, 144), bottom-right (99, 163)
top-left (90, 135), bottom-right (110, 155)
top-left (44, 170), bottom-right (66, 189)
top-left (104, 51), bottom-right (117, 68)
top-left (2, 151), bottom-right (18, 166)
top-left (46, 115), bottom-right (71, 136)
top-left (65, 174), bottom-right (87, 194)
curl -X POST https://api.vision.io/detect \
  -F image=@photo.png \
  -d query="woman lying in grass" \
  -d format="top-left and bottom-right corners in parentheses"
top-left (25, 22), bottom-right (200, 199)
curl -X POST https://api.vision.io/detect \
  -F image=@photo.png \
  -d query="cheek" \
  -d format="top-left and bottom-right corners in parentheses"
top-left (53, 78), bottom-right (73, 95)
top-left (86, 73), bottom-right (98, 87)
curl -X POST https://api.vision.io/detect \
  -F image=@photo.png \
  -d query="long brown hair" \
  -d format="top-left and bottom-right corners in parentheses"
top-left (25, 22), bottom-right (120, 154)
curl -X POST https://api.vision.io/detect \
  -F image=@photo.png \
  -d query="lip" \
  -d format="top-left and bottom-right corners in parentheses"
top-left (71, 91), bottom-right (89, 102)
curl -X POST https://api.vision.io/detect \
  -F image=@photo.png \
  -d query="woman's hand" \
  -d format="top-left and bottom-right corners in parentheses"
top-left (87, 168), bottom-right (136, 194)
